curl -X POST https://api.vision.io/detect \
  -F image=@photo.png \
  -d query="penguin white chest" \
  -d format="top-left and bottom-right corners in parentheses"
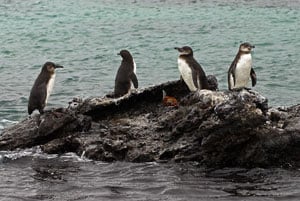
top-left (178, 58), bottom-right (197, 91)
top-left (234, 54), bottom-right (252, 89)
top-left (130, 60), bottom-right (137, 89)
top-left (46, 74), bottom-right (56, 104)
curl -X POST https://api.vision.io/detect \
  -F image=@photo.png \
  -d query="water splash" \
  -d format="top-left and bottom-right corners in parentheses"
top-left (0, 119), bottom-right (18, 134)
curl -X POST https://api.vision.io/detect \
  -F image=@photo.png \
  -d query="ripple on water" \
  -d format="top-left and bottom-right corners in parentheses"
top-left (0, 119), bottom-right (19, 134)
top-left (0, 154), bottom-right (300, 200)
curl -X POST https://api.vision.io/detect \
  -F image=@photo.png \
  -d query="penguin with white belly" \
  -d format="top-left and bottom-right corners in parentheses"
top-left (175, 46), bottom-right (209, 91)
top-left (28, 62), bottom-right (63, 115)
top-left (228, 42), bottom-right (256, 90)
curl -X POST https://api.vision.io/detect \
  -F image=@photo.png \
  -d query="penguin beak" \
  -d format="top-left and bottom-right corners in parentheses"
top-left (174, 47), bottom-right (182, 52)
top-left (54, 64), bottom-right (64, 69)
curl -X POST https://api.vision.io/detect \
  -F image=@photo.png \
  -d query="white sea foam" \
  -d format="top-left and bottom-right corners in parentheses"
top-left (0, 119), bottom-right (19, 124)
top-left (0, 119), bottom-right (19, 134)
top-left (0, 147), bottom-right (44, 161)
top-left (0, 146), bottom-right (91, 164)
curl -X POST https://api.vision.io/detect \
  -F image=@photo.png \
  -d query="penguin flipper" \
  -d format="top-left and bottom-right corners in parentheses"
top-left (36, 83), bottom-right (47, 111)
top-left (28, 83), bottom-right (47, 114)
top-left (197, 67), bottom-right (209, 90)
top-left (194, 71), bottom-right (209, 90)
top-left (130, 73), bottom-right (138, 89)
top-left (191, 58), bottom-right (209, 89)
top-left (228, 62), bottom-right (237, 90)
top-left (228, 71), bottom-right (235, 90)
top-left (188, 59), bottom-right (202, 89)
top-left (250, 68), bottom-right (257, 87)
top-left (192, 70), bottom-right (199, 89)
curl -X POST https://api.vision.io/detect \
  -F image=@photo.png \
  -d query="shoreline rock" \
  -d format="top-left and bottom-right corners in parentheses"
top-left (1, 78), bottom-right (300, 168)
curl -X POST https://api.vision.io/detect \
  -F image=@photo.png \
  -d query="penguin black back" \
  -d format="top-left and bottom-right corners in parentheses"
top-left (114, 50), bottom-right (138, 97)
top-left (28, 62), bottom-right (63, 115)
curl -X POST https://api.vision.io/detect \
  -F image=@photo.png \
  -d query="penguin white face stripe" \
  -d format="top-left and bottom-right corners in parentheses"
top-left (179, 52), bottom-right (190, 56)
top-left (241, 47), bottom-right (250, 53)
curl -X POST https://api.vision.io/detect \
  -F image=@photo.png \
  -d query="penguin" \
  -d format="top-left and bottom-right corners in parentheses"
top-left (114, 50), bottom-right (138, 97)
top-left (228, 42), bottom-right (256, 90)
top-left (28, 62), bottom-right (63, 115)
top-left (175, 46), bottom-right (209, 91)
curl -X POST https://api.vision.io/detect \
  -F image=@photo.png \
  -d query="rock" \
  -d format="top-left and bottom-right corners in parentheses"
top-left (1, 79), bottom-right (300, 168)
top-left (75, 80), bottom-right (190, 120)
top-left (41, 135), bottom-right (81, 154)
top-left (207, 75), bottom-right (218, 91)
top-left (0, 108), bottom-right (91, 150)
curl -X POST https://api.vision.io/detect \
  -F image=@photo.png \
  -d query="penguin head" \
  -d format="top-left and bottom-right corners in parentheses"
top-left (42, 62), bottom-right (63, 74)
top-left (118, 50), bottom-right (133, 62)
top-left (239, 42), bottom-right (255, 53)
top-left (175, 46), bottom-right (193, 56)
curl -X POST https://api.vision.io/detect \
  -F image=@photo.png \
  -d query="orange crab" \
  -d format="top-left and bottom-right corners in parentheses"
top-left (162, 90), bottom-right (178, 107)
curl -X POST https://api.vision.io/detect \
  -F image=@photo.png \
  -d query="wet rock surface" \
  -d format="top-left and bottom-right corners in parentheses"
top-left (0, 108), bottom-right (91, 151)
top-left (1, 78), bottom-right (300, 168)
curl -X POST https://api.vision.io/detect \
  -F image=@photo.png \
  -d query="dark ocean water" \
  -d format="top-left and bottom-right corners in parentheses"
top-left (1, 149), bottom-right (300, 201)
top-left (0, 0), bottom-right (300, 200)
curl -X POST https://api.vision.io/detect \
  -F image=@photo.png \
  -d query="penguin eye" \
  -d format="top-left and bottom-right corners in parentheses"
top-left (47, 65), bottom-right (54, 72)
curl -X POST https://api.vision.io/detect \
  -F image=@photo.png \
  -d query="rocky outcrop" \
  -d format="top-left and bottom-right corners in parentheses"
top-left (0, 108), bottom-right (91, 151)
top-left (1, 78), bottom-right (300, 168)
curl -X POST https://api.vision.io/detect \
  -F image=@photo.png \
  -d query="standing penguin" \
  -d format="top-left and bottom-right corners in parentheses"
top-left (228, 42), bottom-right (256, 90)
top-left (28, 62), bottom-right (63, 115)
top-left (114, 50), bottom-right (138, 97)
top-left (175, 46), bottom-right (209, 91)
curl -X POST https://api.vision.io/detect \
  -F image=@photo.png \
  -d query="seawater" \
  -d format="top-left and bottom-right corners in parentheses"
top-left (1, 150), bottom-right (300, 201)
top-left (0, 0), bottom-right (300, 124)
top-left (0, 0), bottom-right (300, 200)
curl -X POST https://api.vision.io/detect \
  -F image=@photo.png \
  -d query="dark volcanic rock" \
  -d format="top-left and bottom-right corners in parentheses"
top-left (76, 80), bottom-right (190, 120)
top-left (0, 108), bottom-right (91, 150)
top-left (1, 79), bottom-right (300, 168)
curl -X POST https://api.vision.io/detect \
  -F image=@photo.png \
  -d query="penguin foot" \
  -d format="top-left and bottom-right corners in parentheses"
top-left (130, 88), bottom-right (138, 94)
top-left (230, 87), bottom-right (245, 92)
top-left (243, 87), bottom-right (252, 91)
top-left (105, 92), bottom-right (115, 98)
